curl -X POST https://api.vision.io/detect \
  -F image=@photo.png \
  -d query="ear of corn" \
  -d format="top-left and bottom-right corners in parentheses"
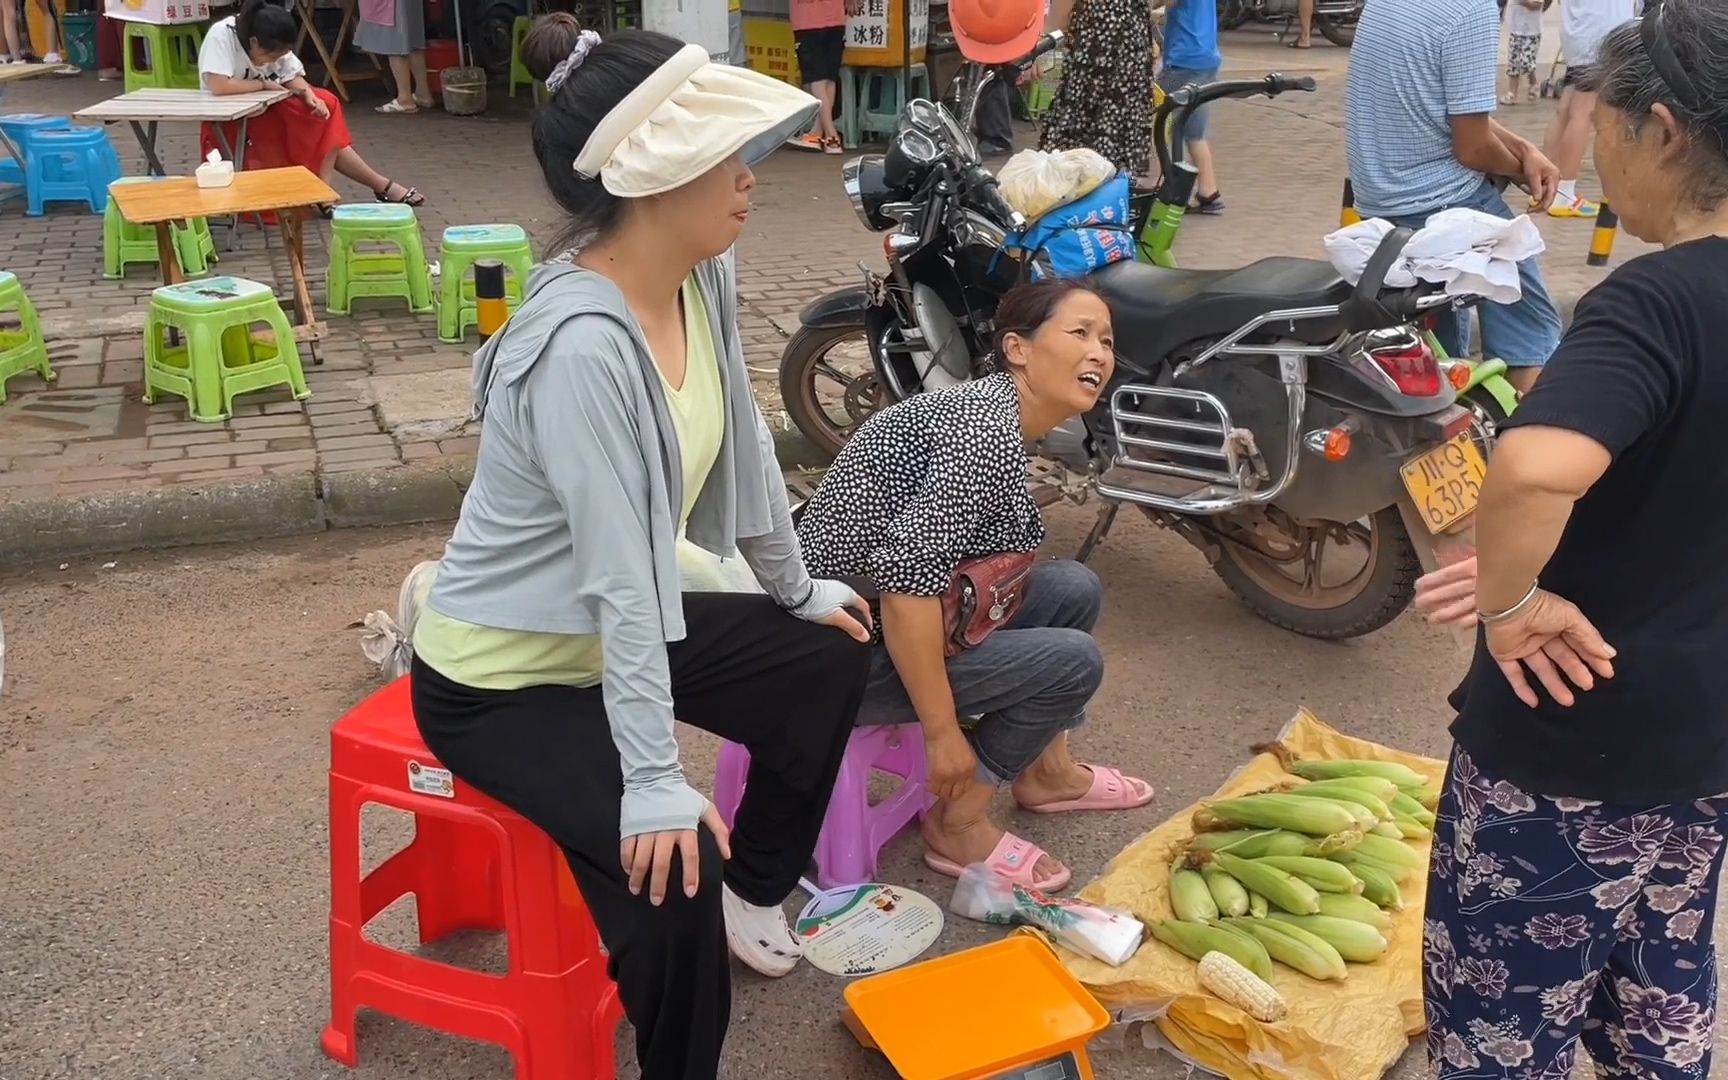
top-left (1286, 758), bottom-right (1429, 789)
top-left (1371, 821), bottom-right (1405, 839)
top-left (1203, 864), bottom-right (1251, 917)
top-left (1343, 860), bottom-right (1404, 909)
top-left (1286, 784), bottom-right (1396, 822)
top-left (1193, 794), bottom-right (1360, 837)
top-left (1248, 891), bottom-right (1270, 918)
top-left (1412, 786), bottom-right (1441, 811)
top-left (1197, 950), bottom-right (1289, 1023)
top-left (1150, 918), bottom-right (1275, 981)
top-left (1171, 859), bottom-right (1221, 923)
top-left (1294, 776), bottom-right (1401, 802)
top-left (1389, 791), bottom-right (1438, 827)
top-left (1251, 855), bottom-right (1364, 895)
top-left (1267, 913), bottom-right (1389, 963)
top-left (1190, 828), bottom-right (1361, 859)
top-left (1314, 892), bottom-right (1392, 929)
top-left (1391, 815), bottom-right (1432, 840)
top-left (1335, 850), bottom-right (1415, 884)
top-left (1209, 851), bottom-right (1321, 914)
top-left (1224, 917), bottom-right (1348, 981)
top-left (1352, 833), bottom-right (1425, 871)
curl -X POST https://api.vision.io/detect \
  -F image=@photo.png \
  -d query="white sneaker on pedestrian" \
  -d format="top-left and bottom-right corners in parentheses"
top-left (42, 52), bottom-right (63, 64)
top-left (721, 884), bottom-right (803, 978)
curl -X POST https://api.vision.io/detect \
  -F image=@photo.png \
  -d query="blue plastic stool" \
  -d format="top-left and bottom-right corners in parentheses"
top-left (24, 127), bottom-right (122, 216)
top-left (0, 114), bottom-right (72, 190)
top-left (840, 64), bottom-right (932, 149)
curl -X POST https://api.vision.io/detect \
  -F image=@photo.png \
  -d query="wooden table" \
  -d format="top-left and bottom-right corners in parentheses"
top-left (73, 88), bottom-right (293, 177)
top-left (108, 167), bottom-right (340, 354)
top-left (294, 0), bottom-right (381, 103)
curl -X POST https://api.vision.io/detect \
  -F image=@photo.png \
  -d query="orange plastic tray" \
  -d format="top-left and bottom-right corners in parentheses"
top-left (841, 936), bottom-right (1110, 1080)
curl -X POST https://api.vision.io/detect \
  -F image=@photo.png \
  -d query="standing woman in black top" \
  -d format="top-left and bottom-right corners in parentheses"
top-left (1412, 2), bottom-right (1728, 1075)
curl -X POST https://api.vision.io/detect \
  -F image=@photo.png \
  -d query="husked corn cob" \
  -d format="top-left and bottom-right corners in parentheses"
top-left (1209, 851), bottom-right (1321, 914)
top-left (1343, 860), bottom-right (1404, 909)
top-left (1353, 833), bottom-right (1425, 870)
top-left (1150, 918), bottom-right (1276, 981)
top-left (1197, 950), bottom-right (1289, 1023)
top-left (1251, 855), bottom-right (1363, 895)
top-left (1286, 783), bottom-right (1396, 823)
top-left (1192, 794), bottom-right (1360, 837)
top-left (1171, 858), bottom-right (1220, 923)
top-left (1248, 891), bottom-right (1270, 918)
top-left (1189, 828), bottom-right (1362, 858)
top-left (1286, 758), bottom-right (1430, 789)
top-left (1389, 791), bottom-right (1438, 827)
top-left (1225, 917), bottom-right (1348, 981)
top-left (1267, 913), bottom-right (1389, 963)
top-left (1203, 864), bottom-right (1251, 917)
top-left (1315, 892), bottom-right (1392, 929)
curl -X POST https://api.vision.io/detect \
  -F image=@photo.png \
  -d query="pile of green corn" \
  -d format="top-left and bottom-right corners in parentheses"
top-left (1149, 757), bottom-right (1438, 987)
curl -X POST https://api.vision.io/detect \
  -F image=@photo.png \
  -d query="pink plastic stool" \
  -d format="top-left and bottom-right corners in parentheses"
top-left (712, 724), bottom-right (933, 888)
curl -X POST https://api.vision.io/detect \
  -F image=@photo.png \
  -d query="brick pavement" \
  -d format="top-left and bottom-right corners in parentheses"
top-left (0, 29), bottom-right (1648, 562)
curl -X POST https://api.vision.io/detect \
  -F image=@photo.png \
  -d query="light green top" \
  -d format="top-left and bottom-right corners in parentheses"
top-left (413, 276), bottom-right (724, 690)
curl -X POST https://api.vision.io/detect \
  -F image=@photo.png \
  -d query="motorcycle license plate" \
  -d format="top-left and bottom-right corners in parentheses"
top-left (1400, 434), bottom-right (1488, 534)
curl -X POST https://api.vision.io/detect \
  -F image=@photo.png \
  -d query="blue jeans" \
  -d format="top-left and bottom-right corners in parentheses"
top-left (1384, 178), bottom-right (1561, 367)
top-left (858, 560), bottom-right (1104, 783)
top-left (1424, 744), bottom-right (1727, 1079)
top-left (1157, 65), bottom-right (1220, 139)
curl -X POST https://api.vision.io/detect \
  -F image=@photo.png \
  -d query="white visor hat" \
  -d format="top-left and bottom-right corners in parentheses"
top-left (574, 43), bottom-right (821, 198)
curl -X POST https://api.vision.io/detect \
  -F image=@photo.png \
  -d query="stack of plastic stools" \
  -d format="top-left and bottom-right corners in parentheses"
top-left (840, 63), bottom-right (933, 149)
top-left (0, 113), bottom-right (71, 192)
top-left (123, 21), bottom-right (204, 92)
top-left (104, 178), bottom-right (216, 278)
top-left (323, 677), bottom-right (625, 1078)
top-left (24, 127), bottom-right (121, 216)
top-left (437, 224), bottom-right (532, 343)
top-left (713, 724), bottom-right (934, 888)
top-left (0, 271), bottom-right (56, 404)
top-left (143, 277), bottom-right (311, 422)
top-left (508, 16), bottom-right (543, 99)
top-left (327, 204), bottom-right (433, 315)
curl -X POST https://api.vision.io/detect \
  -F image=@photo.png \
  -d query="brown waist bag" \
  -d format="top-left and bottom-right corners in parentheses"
top-left (941, 552), bottom-right (1037, 657)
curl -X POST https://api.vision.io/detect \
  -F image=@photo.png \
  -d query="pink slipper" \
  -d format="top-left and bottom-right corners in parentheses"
top-left (924, 831), bottom-right (1072, 892)
top-left (1021, 764), bottom-right (1154, 814)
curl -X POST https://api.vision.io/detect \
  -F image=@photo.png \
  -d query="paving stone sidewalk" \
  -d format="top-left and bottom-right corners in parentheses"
top-left (0, 33), bottom-right (1649, 564)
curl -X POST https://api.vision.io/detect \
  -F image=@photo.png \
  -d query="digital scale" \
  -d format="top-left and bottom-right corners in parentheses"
top-left (840, 936), bottom-right (1109, 1080)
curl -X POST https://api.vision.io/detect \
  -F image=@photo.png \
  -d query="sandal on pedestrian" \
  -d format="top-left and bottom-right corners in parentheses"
top-left (376, 99), bottom-right (419, 114)
top-left (1019, 765), bottom-right (1155, 815)
top-left (923, 832), bottom-right (1072, 892)
top-left (314, 202), bottom-right (336, 219)
top-left (414, 95), bottom-right (436, 110)
top-left (375, 180), bottom-right (426, 207)
top-left (1190, 191), bottom-right (1226, 215)
top-left (1285, 36), bottom-right (1311, 48)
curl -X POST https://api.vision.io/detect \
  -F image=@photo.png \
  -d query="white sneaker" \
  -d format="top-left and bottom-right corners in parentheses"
top-left (721, 885), bottom-right (803, 978)
top-left (42, 52), bottom-right (62, 64)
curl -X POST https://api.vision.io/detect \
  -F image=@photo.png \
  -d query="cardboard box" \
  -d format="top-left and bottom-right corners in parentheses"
top-left (106, 0), bottom-right (212, 27)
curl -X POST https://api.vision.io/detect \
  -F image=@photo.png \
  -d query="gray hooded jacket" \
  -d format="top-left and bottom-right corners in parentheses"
top-left (425, 253), bottom-right (815, 839)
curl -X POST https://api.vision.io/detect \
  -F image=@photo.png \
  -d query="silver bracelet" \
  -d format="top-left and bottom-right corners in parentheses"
top-left (1479, 581), bottom-right (1540, 624)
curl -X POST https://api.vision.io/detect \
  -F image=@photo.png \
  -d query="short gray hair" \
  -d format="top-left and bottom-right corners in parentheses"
top-left (1581, 0), bottom-right (1728, 209)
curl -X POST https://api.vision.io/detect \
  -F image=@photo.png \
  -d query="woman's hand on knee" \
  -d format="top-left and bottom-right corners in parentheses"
top-left (621, 802), bottom-right (732, 905)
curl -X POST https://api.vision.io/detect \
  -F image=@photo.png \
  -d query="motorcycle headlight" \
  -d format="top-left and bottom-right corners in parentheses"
top-left (842, 155), bottom-right (898, 232)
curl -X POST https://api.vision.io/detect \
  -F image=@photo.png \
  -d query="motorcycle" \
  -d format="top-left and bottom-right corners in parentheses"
top-left (779, 66), bottom-right (1491, 639)
top-left (1219, 0), bottom-right (1362, 47)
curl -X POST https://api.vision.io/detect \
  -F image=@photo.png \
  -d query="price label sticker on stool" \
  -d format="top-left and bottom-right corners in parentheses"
top-left (407, 760), bottom-right (454, 798)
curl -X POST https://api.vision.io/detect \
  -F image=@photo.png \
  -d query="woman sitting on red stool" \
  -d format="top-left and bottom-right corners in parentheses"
top-left (198, 0), bottom-right (424, 211)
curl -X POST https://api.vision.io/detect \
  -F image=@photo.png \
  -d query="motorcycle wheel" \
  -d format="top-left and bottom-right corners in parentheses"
top-left (1210, 506), bottom-right (1418, 639)
top-left (1314, 12), bottom-right (1358, 46)
top-left (779, 323), bottom-right (884, 460)
top-left (1218, 0), bottom-right (1252, 30)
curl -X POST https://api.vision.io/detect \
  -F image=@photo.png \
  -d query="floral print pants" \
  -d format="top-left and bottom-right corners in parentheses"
top-left (1424, 744), bottom-right (1725, 1079)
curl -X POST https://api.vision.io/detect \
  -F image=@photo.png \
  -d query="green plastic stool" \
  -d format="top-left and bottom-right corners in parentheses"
top-left (437, 224), bottom-right (532, 343)
top-left (104, 178), bottom-right (217, 279)
top-left (509, 17), bottom-right (545, 99)
top-left (0, 271), bottom-right (55, 404)
top-left (143, 277), bottom-right (311, 423)
top-left (327, 204), bottom-right (433, 316)
top-left (841, 63), bottom-right (932, 150)
top-left (123, 21), bottom-right (204, 93)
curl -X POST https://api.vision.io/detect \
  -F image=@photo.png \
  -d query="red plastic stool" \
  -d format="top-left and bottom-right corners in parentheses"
top-left (322, 676), bottom-right (624, 1078)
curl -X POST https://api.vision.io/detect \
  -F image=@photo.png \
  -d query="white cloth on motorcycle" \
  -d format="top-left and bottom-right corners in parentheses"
top-left (1323, 209), bottom-right (1545, 304)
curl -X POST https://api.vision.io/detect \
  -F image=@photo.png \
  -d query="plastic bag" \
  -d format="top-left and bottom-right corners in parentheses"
top-left (998, 146), bottom-right (1116, 222)
top-left (1004, 172), bottom-right (1136, 282)
top-left (354, 559), bottom-right (442, 680)
top-left (950, 864), bottom-right (1146, 966)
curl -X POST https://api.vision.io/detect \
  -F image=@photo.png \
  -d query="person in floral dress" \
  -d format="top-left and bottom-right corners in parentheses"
top-left (1038, 0), bottom-right (1156, 180)
top-left (1411, 2), bottom-right (1728, 1075)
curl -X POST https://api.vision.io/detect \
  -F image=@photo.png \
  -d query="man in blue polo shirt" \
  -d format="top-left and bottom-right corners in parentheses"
top-left (1345, 0), bottom-right (1561, 391)
top-left (1156, 0), bottom-right (1225, 212)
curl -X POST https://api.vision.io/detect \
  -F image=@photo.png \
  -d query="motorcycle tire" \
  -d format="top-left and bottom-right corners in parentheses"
top-left (1314, 13), bottom-right (1358, 47)
top-left (1210, 506), bottom-right (1419, 640)
top-left (1218, 0), bottom-right (1252, 30)
top-left (779, 322), bottom-right (876, 461)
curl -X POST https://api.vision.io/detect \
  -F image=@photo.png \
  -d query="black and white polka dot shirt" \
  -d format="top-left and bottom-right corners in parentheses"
top-left (796, 372), bottom-right (1045, 598)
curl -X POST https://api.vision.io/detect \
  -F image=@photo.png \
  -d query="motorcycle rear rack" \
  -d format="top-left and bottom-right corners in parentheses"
top-left (1099, 354), bottom-right (1309, 515)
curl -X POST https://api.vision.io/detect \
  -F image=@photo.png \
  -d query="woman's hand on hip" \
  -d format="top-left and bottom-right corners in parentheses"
top-left (925, 727), bottom-right (979, 802)
top-left (621, 802), bottom-right (732, 905)
top-left (1485, 589), bottom-right (1617, 708)
top-left (1414, 555), bottom-right (1478, 626)
top-left (791, 578), bottom-right (874, 642)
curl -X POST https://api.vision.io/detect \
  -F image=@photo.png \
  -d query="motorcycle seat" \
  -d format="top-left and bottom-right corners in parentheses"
top-left (1090, 257), bottom-right (1354, 363)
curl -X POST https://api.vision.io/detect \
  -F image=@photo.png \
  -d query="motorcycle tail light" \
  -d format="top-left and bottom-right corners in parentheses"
top-left (1369, 339), bottom-right (1442, 397)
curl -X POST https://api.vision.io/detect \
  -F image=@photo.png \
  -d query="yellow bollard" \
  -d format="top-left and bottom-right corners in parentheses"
top-left (1587, 202), bottom-right (1618, 266)
top-left (1340, 178), bottom-right (1362, 227)
top-left (475, 260), bottom-right (510, 341)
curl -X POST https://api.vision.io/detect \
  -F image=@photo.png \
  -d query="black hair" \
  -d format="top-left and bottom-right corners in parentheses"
top-left (992, 279), bottom-right (1103, 363)
top-left (521, 16), bottom-right (685, 250)
top-left (236, 0), bottom-right (297, 54)
top-left (1583, 0), bottom-right (1728, 209)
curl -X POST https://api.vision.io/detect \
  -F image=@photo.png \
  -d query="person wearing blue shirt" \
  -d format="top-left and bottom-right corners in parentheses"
top-left (1155, 0), bottom-right (1225, 212)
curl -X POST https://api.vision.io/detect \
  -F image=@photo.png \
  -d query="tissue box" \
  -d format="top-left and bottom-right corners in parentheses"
top-left (196, 159), bottom-right (234, 188)
top-left (105, 0), bottom-right (211, 26)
